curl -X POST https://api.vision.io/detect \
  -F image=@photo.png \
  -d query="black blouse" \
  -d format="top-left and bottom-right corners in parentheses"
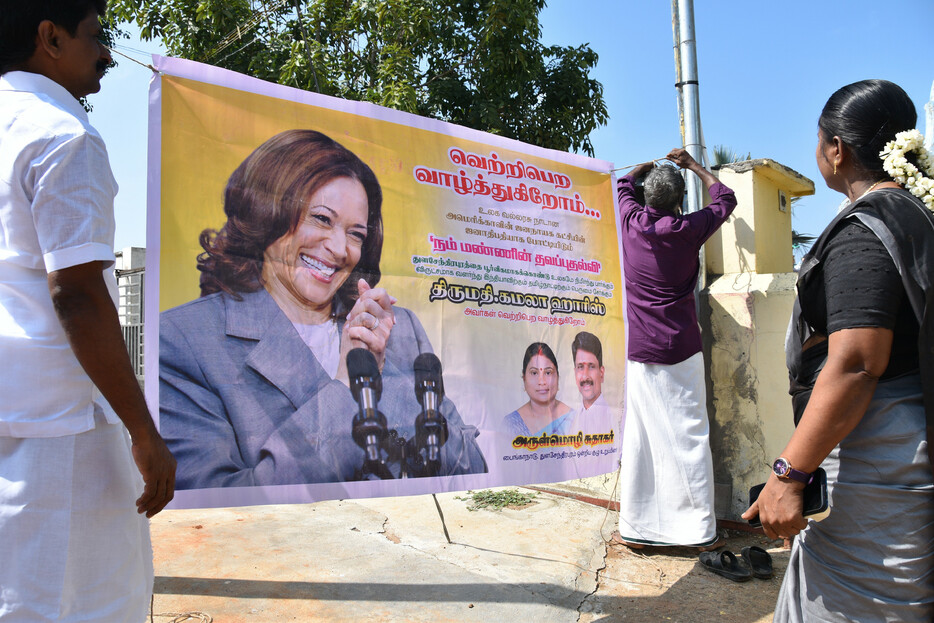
top-left (791, 215), bottom-right (921, 420)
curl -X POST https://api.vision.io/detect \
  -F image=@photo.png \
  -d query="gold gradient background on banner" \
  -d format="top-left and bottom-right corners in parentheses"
top-left (158, 75), bottom-right (624, 438)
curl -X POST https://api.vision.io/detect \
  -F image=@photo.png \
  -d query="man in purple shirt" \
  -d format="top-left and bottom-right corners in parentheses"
top-left (614, 148), bottom-right (737, 549)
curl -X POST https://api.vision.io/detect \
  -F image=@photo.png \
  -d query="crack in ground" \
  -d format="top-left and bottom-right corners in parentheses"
top-left (375, 514), bottom-right (402, 545)
top-left (373, 505), bottom-right (615, 614)
top-left (576, 539), bottom-right (609, 621)
top-left (376, 516), bottom-right (453, 563)
top-left (376, 514), bottom-right (587, 608)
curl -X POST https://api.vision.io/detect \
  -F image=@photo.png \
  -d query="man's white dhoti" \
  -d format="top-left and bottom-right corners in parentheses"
top-left (0, 411), bottom-right (153, 622)
top-left (618, 352), bottom-right (717, 546)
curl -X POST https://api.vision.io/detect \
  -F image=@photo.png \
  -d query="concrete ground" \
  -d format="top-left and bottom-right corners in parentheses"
top-left (149, 486), bottom-right (787, 623)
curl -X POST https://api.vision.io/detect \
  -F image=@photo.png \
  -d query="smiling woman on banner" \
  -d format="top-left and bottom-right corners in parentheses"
top-left (159, 129), bottom-right (486, 489)
top-left (500, 342), bottom-right (574, 437)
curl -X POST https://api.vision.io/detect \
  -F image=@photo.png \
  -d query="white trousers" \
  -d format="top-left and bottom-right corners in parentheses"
top-left (0, 411), bottom-right (153, 622)
top-left (618, 352), bottom-right (717, 546)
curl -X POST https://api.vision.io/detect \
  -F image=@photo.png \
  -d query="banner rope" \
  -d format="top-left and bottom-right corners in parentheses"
top-left (432, 493), bottom-right (452, 544)
top-left (104, 44), bottom-right (159, 73)
top-left (608, 159), bottom-right (667, 173)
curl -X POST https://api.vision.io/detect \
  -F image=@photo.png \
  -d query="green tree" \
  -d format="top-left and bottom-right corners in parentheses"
top-left (107, 0), bottom-right (607, 155)
top-left (789, 197), bottom-right (816, 263)
top-left (711, 144), bottom-right (750, 165)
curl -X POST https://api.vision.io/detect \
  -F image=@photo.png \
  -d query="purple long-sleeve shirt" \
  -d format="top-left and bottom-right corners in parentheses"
top-left (618, 174), bottom-right (737, 364)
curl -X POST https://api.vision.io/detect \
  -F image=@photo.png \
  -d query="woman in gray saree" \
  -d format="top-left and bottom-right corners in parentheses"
top-left (743, 80), bottom-right (934, 622)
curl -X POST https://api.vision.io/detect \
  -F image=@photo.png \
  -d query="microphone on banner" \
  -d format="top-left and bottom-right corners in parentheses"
top-left (413, 352), bottom-right (449, 476)
top-left (347, 348), bottom-right (392, 478)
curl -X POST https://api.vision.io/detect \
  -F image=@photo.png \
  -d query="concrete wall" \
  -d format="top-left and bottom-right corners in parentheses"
top-left (706, 159), bottom-right (813, 276)
top-left (702, 272), bottom-right (798, 517)
top-left (702, 160), bottom-right (814, 519)
top-left (115, 246), bottom-right (146, 270)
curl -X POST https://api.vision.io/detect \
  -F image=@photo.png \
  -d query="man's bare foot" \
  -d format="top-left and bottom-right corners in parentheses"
top-left (610, 530), bottom-right (645, 549)
top-left (696, 536), bottom-right (726, 552)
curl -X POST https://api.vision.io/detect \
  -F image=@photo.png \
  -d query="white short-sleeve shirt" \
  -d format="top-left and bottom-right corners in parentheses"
top-left (0, 71), bottom-right (120, 437)
top-left (571, 392), bottom-right (618, 435)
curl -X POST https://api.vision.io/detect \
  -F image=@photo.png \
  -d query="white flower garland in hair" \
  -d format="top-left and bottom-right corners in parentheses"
top-left (880, 129), bottom-right (934, 211)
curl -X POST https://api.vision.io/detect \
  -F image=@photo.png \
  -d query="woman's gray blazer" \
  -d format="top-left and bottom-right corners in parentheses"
top-left (159, 289), bottom-right (486, 489)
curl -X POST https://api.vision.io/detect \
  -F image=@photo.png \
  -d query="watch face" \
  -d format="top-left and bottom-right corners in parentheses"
top-left (773, 458), bottom-right (790, 477)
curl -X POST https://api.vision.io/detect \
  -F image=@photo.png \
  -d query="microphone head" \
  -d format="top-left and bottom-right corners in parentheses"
top-left (414, 352), bottom-right (444, 402)
top-left (347, 348), bottom-right (381, 401)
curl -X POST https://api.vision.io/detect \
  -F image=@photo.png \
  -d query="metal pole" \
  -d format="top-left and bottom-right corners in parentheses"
top-left (672, 0), bottom-right (706, 290)
top-left (671, 1), bottom-right (684, 146)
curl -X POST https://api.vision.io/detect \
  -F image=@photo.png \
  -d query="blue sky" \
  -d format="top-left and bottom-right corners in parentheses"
top-left (90, 0), bottom-right (934, 251)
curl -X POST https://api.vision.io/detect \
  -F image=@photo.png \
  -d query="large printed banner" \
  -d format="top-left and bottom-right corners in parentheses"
top-left (146, 56), bottom-right (626, 509)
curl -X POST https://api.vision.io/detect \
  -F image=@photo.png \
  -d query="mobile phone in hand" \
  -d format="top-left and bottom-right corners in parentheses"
top-left (748, 467), bottom-right (828, 528)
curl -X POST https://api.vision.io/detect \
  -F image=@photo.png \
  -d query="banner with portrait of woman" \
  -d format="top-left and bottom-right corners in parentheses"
top-left (146, 55), bottom-right (625, 509)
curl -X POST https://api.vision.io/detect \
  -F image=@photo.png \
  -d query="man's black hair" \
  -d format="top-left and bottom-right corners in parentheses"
top-left (572, 331), bottom-right (603, 368)
top-left (0, 0), bottom-right (107, 74)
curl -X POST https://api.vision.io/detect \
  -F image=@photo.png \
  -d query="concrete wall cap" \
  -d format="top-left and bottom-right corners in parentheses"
top-left (714, 158), bottom-right (815, 196)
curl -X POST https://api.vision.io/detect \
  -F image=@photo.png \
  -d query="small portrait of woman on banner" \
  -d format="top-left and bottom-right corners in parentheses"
top-left (500, 342), bottom-right (575, 437)
top-left (158, 129), bottom-right (487, 489)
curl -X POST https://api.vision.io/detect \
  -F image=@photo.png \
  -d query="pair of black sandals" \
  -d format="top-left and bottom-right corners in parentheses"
top-left (698, 545), bottom-right (773, 582)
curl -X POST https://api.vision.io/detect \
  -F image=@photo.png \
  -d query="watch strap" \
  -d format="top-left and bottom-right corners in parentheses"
top-left (774, 457), bottom-right (812, 484)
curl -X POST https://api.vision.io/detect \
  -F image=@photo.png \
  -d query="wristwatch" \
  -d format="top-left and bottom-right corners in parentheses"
top-left (772, 457), bottom-right (812, 484)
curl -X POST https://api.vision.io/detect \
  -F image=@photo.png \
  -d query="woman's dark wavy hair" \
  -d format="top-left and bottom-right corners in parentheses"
top-left (818, 79), bottom-right (918, 178)
top-left (198, 129), bottom-right (383, 318)
top-left (0, 0), bottom-right (107, 74)
top-left (522, 342), bottom-right (559, 376)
